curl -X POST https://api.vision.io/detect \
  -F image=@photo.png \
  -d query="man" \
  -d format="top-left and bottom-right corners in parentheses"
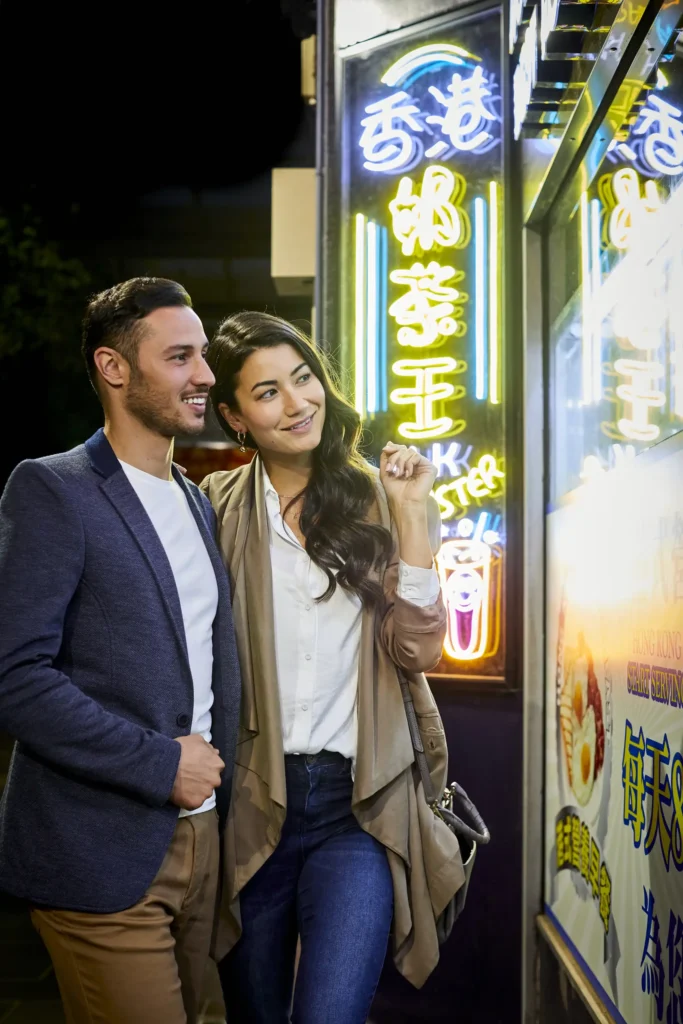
top-left (0, 277), bottom-right (241, 1023)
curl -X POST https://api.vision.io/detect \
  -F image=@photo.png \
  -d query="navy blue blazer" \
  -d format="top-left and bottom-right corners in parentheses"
top-left (0, 429), bottom-right (241, 912)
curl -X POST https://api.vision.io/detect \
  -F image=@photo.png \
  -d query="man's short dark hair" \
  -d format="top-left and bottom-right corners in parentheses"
top-left (81, 277), bottom-right (192, 394)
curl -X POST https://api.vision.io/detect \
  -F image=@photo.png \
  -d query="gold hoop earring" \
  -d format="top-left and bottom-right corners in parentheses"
top-left (237, 431), bottom-right (246, 453)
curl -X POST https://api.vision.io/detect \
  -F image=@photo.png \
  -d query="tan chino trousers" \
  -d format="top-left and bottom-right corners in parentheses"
top-left (31, 808), bottom-right (219, 1024)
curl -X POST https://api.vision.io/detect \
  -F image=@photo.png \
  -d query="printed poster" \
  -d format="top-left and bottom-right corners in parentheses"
top-left (545, 433), bottom-right (683, 1024)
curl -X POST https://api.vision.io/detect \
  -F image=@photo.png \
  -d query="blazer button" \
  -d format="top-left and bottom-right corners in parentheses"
top-left (176, 713), bottom-right (191, 728)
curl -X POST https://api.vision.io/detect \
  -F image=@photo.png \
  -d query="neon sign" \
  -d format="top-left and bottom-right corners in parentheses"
top-left (390, 356), bottom-right (465, 440)
top-left (433, 453), bottom-right (505, 519)
top-left (389, 261), bottom-right (467, 347)
top-left (633, 95), bottom-right (683, 178)
top-left (359, 93), bottom-right (424, 174)
top-left (436, 511), bottom-right (502, 661)
top-left (344, 14), bottom-right (506, 677)
top-left (591, 168), bottom-right (672, 444)
top-left (389, 165), bottom-right (469, 256)
top-left (358, 49), bottom-right (500, 174)
top-left (425, 66), bottom-right (498, 157)
top-left (613, 359), bottom-right (666, 443)
top-left (607, 169), bottom-right (661, 251)
top-left (608, 93), bottom-right (683, 181)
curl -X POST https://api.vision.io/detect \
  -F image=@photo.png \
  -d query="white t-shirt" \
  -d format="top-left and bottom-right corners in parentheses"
top-left (120, 461), bottom-right (218, 816)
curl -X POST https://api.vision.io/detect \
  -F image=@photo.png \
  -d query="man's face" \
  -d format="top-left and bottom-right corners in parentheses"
top-left (124, 306), bottom-right (215, 438)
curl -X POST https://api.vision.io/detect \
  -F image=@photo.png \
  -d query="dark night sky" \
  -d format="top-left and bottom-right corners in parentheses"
top-left (0, 0), bottom-right (316, 483)
top-left (2, 0), bottom-right (308, 195)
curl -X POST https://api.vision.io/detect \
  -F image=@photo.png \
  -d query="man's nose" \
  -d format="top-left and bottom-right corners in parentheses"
top-left (193, 356), bottom-right (215, 389)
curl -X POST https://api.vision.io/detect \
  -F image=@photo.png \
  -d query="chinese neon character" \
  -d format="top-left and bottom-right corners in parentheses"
top-left (571, 815), bottom-right (581, 871)
top-left (641, 888), bottom-right (665, 1023)
top-left (614, 358), bottom-right (666, 442)
top-left (644, 734), bottom-right (672, 867)
top-left (389, 261), bottom-right (467, 348)
top-left (390, 356), bottom-right (465, 440)
top-left (389, 165), bottom-right (469, 257)
top-left (599, 863), bottom-right (611, 934)
top-left (359, 92), bottom-right (423, 174)
top-left (608, 168), bottom-right (661, 251)
top-left (633, 95), bottom-right (683, 177)
top-left (589, 838), bottom-right (600, 899)
top-left (580, 822), bottom-right (591, 880)
top-left (667, 911), bottom-right (683, 1024)
top-left (623, 720), bottom-right (646, 847)
top-left (425, 66), bottom-right (498, 156)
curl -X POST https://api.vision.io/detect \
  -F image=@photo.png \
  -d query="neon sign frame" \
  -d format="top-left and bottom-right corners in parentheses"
top-left (336, 7), bottom-right (510, 683)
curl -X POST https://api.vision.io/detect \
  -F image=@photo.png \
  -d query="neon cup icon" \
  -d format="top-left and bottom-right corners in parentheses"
top-left (437, 537), bottom-right (492, 660)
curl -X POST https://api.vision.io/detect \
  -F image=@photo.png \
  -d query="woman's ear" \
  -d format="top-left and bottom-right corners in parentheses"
top-left (218, 402), bottom-right (245, 436)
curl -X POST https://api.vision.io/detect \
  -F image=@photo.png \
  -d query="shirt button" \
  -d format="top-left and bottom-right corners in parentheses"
top-left (305, 604), bottom-right (311, 611)
top-left (301, 703), bottom-right (309, 711)
top-left (305, 653), bottom-right (312, 661)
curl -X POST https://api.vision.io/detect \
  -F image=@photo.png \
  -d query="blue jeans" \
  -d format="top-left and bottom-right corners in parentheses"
top-left (219, 751), bottom-right (394, 1024)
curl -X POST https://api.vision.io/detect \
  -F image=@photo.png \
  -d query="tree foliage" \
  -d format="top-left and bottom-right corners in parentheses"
top-left (0, 205), bottom-right (91, 367)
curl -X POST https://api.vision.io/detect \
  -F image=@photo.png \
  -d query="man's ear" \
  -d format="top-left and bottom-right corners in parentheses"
top-left (93, 347), bottom-right (130, 390)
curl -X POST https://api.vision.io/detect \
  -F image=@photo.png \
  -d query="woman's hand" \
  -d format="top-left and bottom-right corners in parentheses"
top-left (379, 442), bottom-right (437, 508)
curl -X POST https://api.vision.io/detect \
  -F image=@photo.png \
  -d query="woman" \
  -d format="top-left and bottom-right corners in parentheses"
top-left (200, 312), bottom-right (466, 1024)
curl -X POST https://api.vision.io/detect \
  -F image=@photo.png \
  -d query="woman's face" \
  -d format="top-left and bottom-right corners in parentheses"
top-left (221, 343), bottom-right (326, 457)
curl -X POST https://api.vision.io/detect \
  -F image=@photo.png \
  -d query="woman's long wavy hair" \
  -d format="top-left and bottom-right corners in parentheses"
top-left (207, 311), bottom-right (393, 608)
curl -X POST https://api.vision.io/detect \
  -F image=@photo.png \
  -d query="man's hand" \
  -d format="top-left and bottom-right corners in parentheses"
top-left (170, 735), bottom-right (225, 811)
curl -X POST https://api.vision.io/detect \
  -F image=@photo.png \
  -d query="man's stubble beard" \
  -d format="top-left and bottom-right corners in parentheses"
top-left (124, 371), bottom-right (205, 439)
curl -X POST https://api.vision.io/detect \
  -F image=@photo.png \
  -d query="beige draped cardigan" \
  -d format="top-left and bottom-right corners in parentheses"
top-left (201, 456), bottom-right (466, 988)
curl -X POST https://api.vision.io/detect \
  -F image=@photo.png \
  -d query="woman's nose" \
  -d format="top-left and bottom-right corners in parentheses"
top-left (283, 391), bottom-right (308, 416)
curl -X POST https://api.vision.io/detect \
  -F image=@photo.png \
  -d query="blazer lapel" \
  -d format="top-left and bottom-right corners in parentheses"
top-left (85, 429), bottom-right (189, 666)
top-left (100, 471), bottom-right (190, 664)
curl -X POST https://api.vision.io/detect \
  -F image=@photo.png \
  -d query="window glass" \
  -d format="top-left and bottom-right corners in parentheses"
top-left (548, 52), bottom-right (683, 504)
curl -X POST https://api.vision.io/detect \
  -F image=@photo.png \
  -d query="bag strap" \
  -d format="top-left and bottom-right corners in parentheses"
top-left (397, 670), bottom-right (439, 806)
top-left (398, 668), bottom-right (491, 845)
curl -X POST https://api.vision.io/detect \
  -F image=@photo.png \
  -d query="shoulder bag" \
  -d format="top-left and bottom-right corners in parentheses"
top-left (398, 670), bottom-right (491, 943)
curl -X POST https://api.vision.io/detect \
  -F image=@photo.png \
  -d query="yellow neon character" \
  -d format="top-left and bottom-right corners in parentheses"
top-left (432, 454), bottom-right (505, 519)
top-left (389, 261), bottom-right (467, 347)
top-left (608, 168), bottom-right (661, 251)
top-left (436, 538), bottom-right (491, 660)
top-left (388, 165), bottom-right (470, 256)
top-left (390, 356), bottom-right (465, 440)
top-left (614, 358), bottom-right (665, 442)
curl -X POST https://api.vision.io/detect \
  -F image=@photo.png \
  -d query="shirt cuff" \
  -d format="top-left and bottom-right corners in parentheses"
top-left (397, 560), bottom-right (441, 607)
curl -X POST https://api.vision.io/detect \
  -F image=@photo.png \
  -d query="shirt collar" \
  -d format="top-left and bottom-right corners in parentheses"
top-left (261, 461), bottom-right (282, 520)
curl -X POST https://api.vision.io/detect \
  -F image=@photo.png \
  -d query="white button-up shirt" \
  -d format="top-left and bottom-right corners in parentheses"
top-left (263, 464), bottom-right (440, 760)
